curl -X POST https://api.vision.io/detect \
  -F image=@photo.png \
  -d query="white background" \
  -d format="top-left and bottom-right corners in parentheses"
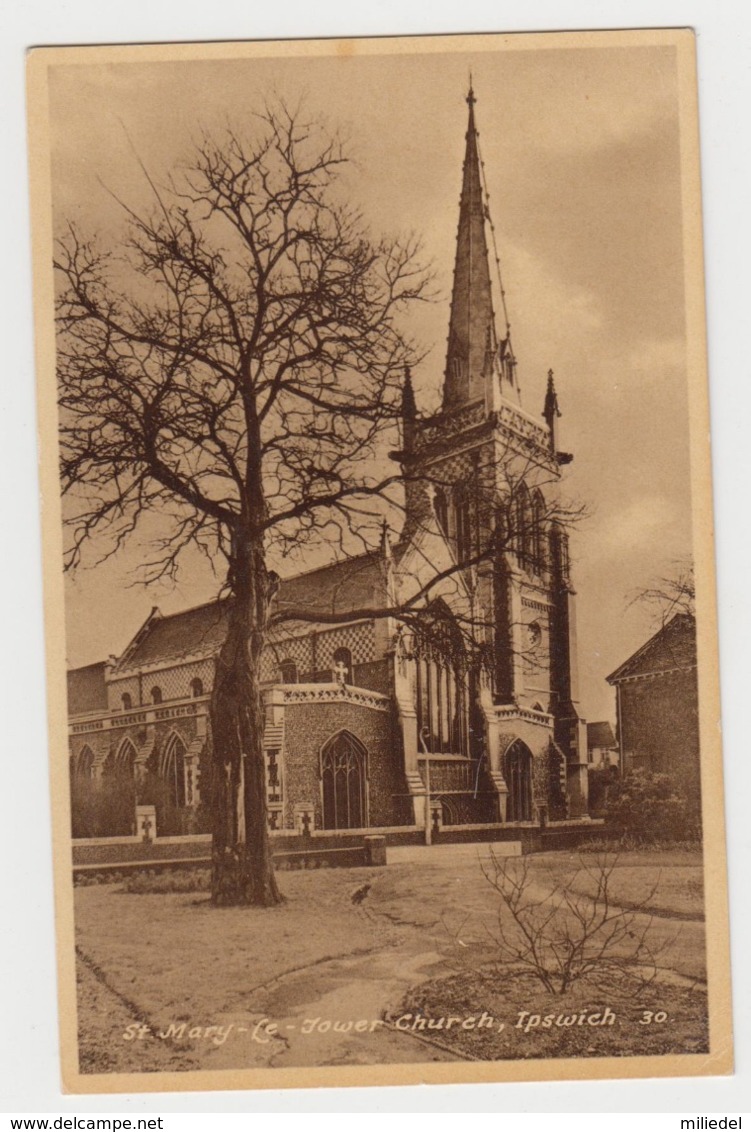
top-left (2, 0), bottom-right (750, 1116)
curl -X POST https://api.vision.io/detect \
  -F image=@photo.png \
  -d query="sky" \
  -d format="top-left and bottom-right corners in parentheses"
top-left (49, 38), bottom-right (694, 722)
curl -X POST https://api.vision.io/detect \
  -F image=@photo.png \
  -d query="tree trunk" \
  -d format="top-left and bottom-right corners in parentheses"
top-left (209, 536), bottom-right (284, 906)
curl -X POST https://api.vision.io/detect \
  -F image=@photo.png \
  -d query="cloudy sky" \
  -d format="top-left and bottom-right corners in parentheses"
top-left (50, 36), bottom-right (696, 721)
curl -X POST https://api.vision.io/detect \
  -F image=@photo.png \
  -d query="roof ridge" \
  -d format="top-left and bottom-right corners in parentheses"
top-left (606, 612), bottom-right (695, 684)
top-left (276, 550), bottom-right (377, 585)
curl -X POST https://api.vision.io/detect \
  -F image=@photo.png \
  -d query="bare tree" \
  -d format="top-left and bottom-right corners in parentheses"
top-left (629, 560), bottom-right (695, 627)
top-left (56, 100), bottom-right (584, 906)
top-left (56, 103), bottom-right (432, 906)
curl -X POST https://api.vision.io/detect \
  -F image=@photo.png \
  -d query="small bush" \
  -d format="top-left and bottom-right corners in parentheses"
top-left (120, 868), bottom-right (210, 894)
top-left (604, 769), bottom-right (701, 844)
top-left (70, 771), bottom-right (136, 838)
top-left (587, 765), bottom-right (619, 817)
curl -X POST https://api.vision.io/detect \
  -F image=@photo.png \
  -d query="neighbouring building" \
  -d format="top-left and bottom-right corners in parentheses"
top-left (606, 612), bottom-right (699, 807)
top-left (586, 721), bottom-right (618, 769)
top-left (67, 88), bottom-right (590, 841)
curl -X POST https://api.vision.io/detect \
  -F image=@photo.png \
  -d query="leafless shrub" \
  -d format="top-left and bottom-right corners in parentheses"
top-left (479, 850), bottom-right (668, 995)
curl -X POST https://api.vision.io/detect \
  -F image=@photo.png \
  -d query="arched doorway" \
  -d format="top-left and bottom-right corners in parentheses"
top-left (505, 740), bottom-right (534, 822)
top-left (321, 731), bottom-right (368, 830)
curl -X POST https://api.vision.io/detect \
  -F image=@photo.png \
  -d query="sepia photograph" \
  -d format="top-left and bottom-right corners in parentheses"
top-left (26, 28), bottom-right (731, 1093)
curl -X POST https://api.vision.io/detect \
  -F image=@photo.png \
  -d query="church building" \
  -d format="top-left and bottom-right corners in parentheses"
top-left (68, 89), bottom-right (590, 841)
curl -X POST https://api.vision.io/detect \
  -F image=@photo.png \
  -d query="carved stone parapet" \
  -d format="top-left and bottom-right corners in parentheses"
top-left (281, 683), bottom-right (390, 713)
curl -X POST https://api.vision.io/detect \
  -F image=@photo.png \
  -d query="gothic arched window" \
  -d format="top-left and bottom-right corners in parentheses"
top-left (111, 736), bottom-right (137, 776)
top-left (279, 660), bottom-right (298, 684)
top-left (505, 739), bottom-right (534, 822)
top-left (415, 603), bottom-right (470, 756)
top-left (121, 692), bottom-right (132, 711)
top-left (159, 732), bottom-right (187, 809)
top-left (72, 744), bottom-right (95, 779)
top-left (190, 677), bottom-right (204, 698)
top-left (321, 730), bottom-right (368, 830)
top-left (150, 686), bottom-right (163, 705)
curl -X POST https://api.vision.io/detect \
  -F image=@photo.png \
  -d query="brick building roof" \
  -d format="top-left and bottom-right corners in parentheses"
top-left (606, 613), bottom-right (697, 685)
top-left (586, 720), bottom-right (616, 750)
top-left (67, 661), bottom-right (108, 715)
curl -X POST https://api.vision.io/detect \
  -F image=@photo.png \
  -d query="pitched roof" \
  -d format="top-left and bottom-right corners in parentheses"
top-left (606, 613), bottom-right (697, 684)
top-left (587, 721), bottom-right (616, 750)
top-left (113, 553), bottom-right (387, 672)
top-left (67, 661), bottom-right (108, 716)
top-left (273, 553), bottom-right (385, 621)
top-left (115, 601), bottom-right (231, 672)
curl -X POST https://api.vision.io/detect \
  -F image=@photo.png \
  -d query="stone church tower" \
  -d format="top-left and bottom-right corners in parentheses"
top-left (398, 86), bottom-right (589, 818)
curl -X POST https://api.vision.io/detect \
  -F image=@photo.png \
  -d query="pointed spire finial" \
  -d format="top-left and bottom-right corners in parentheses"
top-left (544, 368), bottom-right (560, 416)
top-left (380, 518), bottom-right (392, 561)
top-left (467, 75), bottom-right (476, 108)
top-left (543, 367), bottom-right (562, 457)
top-left (402, 364), bottom-right (416, 420)
top-left (401, 364), bottom-right (418, 454)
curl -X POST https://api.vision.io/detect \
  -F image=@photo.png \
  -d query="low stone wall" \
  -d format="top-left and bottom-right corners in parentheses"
top-left (73, 834), bottom-right (388, 881)
top-left (71, 821), bottom-right (607, 879)
top-left (72, 837), bottom-right (211, 866)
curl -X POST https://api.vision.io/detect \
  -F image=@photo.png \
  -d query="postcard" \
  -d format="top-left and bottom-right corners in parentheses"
top-left (26, 28), bottom-right (731, 1092)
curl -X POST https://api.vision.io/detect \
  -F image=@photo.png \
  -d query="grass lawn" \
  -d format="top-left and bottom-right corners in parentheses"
top-left (75, 866), bottom-right (393, 1043)
top-left (73, 846), bottom-right (707, 1072)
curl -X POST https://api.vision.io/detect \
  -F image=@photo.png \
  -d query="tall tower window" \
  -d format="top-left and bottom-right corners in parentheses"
top-left (414, 603), bottom-right (471, 756)
top-left (454, 485), bottom-right (474, 564)
top-left (434, 488), bottom-right (449, 537)
top-left (532, 490), bottom-right (546, 575)
top-left (513, 485), bottom-right (534, 569)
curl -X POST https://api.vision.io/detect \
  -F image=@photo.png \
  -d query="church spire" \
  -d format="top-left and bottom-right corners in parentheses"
top-left (443, 86), bottom-right (517, 412)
